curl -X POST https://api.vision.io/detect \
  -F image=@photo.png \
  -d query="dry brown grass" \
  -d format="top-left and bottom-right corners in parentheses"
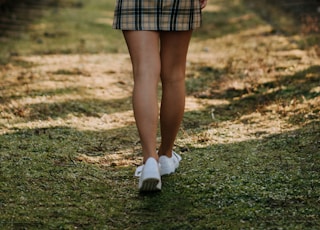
top-left (0, 0), bottom-right (319, 228)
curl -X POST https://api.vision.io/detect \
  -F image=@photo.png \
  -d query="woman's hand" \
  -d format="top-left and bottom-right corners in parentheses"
top-left (199, 0), bottom-right (207, 9)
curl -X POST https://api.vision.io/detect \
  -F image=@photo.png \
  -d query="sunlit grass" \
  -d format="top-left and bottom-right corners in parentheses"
top-left (0, 0), bottom-right (320, 228)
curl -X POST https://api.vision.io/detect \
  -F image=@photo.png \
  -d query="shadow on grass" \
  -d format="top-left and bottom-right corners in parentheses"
top-left (242, 0), bottom-right (320, 34)
top-left (193, 0), bottom-right (264, 40)
top-left (194, 0), bottom-right (319, 40)
top-left (0, 0), bottom-right (84, 37)
top-left (0, 0), bottom-right (44, 37)
top-left (184, 65), bottom-right (320, 127)
top-left (0, 124), bottom-right (139, 159)
top-left (0, 80), bottom-right (132, 120)
top-left (26, 96), bottom-right (132, 120)
top-left (168, 121), bottom-right (320, 229)
top-left (122, 120), bottom-right (319, 229)
top-left (0, 120), bottom-right (319, 228)
top-left (0, 86), bottom-right (85, 103)
top-left (193, 0), bottom-right (319, 53)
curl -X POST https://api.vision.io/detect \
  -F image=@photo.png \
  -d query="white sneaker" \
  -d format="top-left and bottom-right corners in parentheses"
top-left (159, 151), bottom-right (182, 176)
top-left (137, 158), bottom-right (161, 192)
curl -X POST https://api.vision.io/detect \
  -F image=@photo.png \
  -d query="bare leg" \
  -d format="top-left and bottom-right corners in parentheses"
top-left (158, 31), bottom-right (193, 157)
top-left (122, 31), bottom-right (161, 162)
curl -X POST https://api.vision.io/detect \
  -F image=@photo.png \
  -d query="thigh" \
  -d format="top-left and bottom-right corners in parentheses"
top-left (159, 31), bottom-right (193, 80)
top-left (122, 30), bottom-right (161, 78)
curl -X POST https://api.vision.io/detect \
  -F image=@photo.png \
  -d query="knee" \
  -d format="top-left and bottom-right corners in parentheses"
top-left (160, 69), bottom-right (185, 85)
top-left (133, 64), bottom-right (161, 85)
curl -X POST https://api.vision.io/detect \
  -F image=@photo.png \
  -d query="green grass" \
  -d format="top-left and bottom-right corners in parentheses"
top-left (0, 122), bottom-right (319, 229)
top-left (0, 0), bottom-right (126, 63)
top-left (0, 0), bottom-right (320, 229)
top-left (194, 0), bottom-right (265, 39)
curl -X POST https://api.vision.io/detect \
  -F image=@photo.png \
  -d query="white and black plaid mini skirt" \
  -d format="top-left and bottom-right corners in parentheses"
top-left (113, 0), bottom-right (202, 31)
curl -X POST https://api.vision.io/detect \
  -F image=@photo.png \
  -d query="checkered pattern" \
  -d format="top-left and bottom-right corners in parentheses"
top-left (113, 0), bottom-right (201, 31)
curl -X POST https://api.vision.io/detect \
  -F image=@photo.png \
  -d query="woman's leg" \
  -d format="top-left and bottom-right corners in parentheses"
top-left (122, 30), bottom-right (161, 162)
top-left (158, 31), bottom-right (193, 157)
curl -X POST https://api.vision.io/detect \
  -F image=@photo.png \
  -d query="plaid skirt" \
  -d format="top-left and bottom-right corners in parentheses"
top-left (113, 0), bottom-right (202, 31)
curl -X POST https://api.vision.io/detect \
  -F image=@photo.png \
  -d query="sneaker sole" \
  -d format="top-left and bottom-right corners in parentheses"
top-left (139, 178), bottom-right (161, 192)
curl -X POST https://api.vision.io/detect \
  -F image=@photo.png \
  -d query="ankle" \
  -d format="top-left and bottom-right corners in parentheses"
top-left (143, 155), bottom-right (159, 164)
top-left (157, 148), bottom-right (173, 158)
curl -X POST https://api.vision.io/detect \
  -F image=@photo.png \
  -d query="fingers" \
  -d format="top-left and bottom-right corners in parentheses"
top-left (199, 0), bottom-right (207, 9)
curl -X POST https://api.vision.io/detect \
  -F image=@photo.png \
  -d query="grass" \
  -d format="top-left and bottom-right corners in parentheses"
top-left (0, 0), bottom-right (126, 63)
top-left (0, 123), bottom-right (319, 229)
top-left (0, 0), bottom-right (320, 229)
